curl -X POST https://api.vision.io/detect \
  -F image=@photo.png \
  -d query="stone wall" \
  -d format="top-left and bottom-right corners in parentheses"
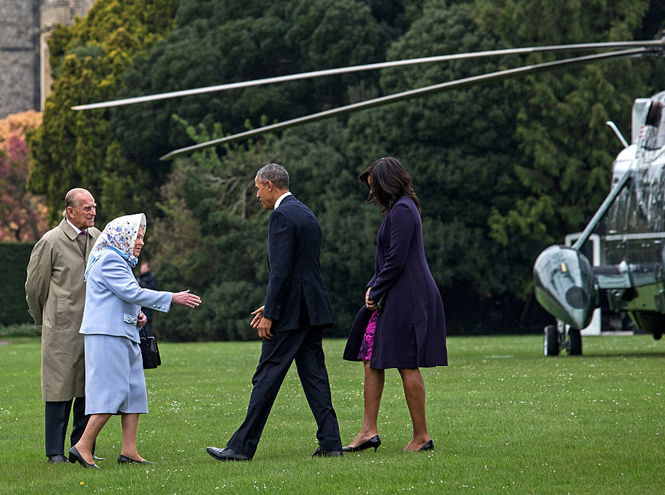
top-left (0, 0), bottom-right (96, 119)
top-left (0, 0), bottom-right (41, 119)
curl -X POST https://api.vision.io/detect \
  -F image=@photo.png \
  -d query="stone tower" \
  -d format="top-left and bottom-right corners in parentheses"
top-left (0, 0), bottom-right (96, 119)
top-left (0, 0), bottom-right (41, 119)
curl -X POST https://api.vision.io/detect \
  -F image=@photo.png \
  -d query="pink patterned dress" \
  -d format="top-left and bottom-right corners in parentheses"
top-left (357, 311), bottom-right (378, 361)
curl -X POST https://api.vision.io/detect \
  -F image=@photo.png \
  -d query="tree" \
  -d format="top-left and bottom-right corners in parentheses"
top-left (26, 0), bottom-right (665, 338)
top-left (0, 111), bottom-right (48, 242)
top-left (109, 0), bottom-right (401, 178)
top-left (477, 0), bottom-right (659, 252)
top-left (341, 0), bottom-right (531, 332)
top-left (146, 115), bottom-right (382, 340)
top-left (27, 0), bottom-right (179, 226)
top-left (147, 122), bottom-right (280, 341)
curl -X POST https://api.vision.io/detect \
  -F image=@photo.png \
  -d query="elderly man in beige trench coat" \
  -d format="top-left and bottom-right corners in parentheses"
top-left (25, 188), bottom-right (100, 463)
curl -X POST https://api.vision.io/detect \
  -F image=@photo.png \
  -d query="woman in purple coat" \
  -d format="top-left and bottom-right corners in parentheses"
top-left (343, 157), bottom-right (447, 453)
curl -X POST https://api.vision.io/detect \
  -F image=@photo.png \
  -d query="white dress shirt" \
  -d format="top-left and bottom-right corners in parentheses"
top-left (66, 218), bottom-right (84, 235)
top-left (274, 191), bottom-right (292, 209)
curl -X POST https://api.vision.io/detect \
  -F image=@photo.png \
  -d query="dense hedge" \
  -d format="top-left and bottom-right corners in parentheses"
top-left (0, 243), bottom-right (35, 325)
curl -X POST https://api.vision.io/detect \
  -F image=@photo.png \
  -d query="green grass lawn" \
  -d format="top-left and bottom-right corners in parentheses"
top-left (0, 335), bottom-right (663, 494)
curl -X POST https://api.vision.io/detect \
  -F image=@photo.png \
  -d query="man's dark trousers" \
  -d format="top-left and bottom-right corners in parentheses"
top-left (45, 397), bottom-right (89, 457)
top-left (226, 325), bottom-right (342, 459)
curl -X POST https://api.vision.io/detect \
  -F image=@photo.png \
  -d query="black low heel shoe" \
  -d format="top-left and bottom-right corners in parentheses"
top-left (118, 454), bottom-right (154, 464)
top-left (417, 439), bottom-right (434, 452)
top-left (342, 435), bottom-right (382, 453)
top-left (68, 446), bottom-right (99, 468)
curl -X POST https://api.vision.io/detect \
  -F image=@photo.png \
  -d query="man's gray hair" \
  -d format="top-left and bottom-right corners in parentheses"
top-left (62, 188), bottom-right (92, 218)
top-left (256, 163), bottom-right (289, 190)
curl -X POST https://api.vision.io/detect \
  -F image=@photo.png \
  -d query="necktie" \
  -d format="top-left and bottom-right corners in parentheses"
top-left (77, 231), bottom-right (87, 256)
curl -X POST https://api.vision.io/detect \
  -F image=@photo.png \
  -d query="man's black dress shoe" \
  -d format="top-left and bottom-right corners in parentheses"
top-left (68, 446), bottom-right (99, 468)
top-left (417, 439), bottom-right (434, 452)
top-left (206, 446), bottom-right (251, 461)
top-left (47, 454), bottom-right (70, 464)
top-left (312, 447), bottom-right (343, 458)
top-left (118, 454), bottom-right (154, 464)
top-left (342, 435), bottom-right (382, 453)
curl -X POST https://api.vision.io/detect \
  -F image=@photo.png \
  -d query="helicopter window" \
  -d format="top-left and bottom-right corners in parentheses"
top-left (641, 101), bottom-right (665, 150)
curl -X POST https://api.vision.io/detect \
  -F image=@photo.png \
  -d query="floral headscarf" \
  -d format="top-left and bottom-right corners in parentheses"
top-left (84, 213), bottom-right (146, 281)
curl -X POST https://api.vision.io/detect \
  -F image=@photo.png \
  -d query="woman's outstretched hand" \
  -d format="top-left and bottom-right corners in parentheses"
top-left (172, 290), bottom-right (201, 308)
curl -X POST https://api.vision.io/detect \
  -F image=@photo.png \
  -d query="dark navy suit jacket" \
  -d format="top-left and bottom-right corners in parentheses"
top-left (263, 195), bottom-right (335, 332)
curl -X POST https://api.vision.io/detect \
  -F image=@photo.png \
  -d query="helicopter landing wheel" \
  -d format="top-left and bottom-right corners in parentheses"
top-left (568, 328), bottom-right (582, 356)
top-left (544, 325), bottom-right (560, 356)
top-left (653, 332), bottom-right (662, 341)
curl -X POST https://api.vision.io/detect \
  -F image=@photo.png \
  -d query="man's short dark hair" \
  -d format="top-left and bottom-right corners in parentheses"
top-left (256, 163), bottom-right (289, 190)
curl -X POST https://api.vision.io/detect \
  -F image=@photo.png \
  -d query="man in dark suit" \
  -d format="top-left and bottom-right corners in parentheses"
top-left (206, 163), bottom-right (342, 461)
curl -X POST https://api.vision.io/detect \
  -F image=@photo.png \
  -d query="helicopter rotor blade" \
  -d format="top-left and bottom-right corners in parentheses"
top-left (72, 39), bottom-right (664, 111)
top-left (161, 47), bottom-right (652, 161)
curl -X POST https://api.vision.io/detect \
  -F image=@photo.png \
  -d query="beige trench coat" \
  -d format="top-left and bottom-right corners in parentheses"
top-left (25, 219), bottom-right (100, 402)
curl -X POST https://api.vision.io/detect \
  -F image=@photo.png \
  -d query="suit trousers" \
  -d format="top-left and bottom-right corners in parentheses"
top-left (227, 326), bottom-right (342, 458)
top-left (45, 397), bottom-right (89, 457)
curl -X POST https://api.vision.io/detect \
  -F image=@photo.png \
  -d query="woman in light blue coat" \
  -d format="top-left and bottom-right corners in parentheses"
top-left (69, 214), bottom-right (201, 468)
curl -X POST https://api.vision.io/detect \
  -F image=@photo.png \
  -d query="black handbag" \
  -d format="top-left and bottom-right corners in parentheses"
top-left (139, 327), bottom-right (161, 369)
top-left (376, 292), bottom-right (386, 311)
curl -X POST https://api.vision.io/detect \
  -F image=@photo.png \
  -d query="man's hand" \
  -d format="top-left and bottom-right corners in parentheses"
top-left (251, 306), bottom-right (273, 340)
top-left (256, 317), bottom-right (273, 340)
top-left (137, 311), bottom-right (147, 328)
top-left (250, 306), bottom-right (265, 328)
top-left (365, 287), bottom-right (378, 311)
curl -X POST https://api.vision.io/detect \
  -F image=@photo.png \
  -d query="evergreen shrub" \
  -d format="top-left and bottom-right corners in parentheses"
top-left (0, 243), bottom-right (34, 325)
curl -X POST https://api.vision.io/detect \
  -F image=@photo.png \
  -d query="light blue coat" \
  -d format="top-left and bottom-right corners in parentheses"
top-left (80, 251), bottom-right (172, 344)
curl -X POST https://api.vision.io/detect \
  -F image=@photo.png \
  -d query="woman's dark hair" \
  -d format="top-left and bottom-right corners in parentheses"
top-left (359, 157), bottom-right (421, 214)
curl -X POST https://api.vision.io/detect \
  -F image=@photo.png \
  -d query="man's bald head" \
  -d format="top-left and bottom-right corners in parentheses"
top-left (64, 188), bottom-right (97, 230)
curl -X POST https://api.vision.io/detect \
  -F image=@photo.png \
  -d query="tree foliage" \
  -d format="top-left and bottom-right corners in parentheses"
top-left (147, 118), bottom-right (380, 340)
top-left (343, 0), bottom-right (530, 329)
top-left (108, 0), bottom-right (408, 170)
top-left (0, 111), bottom-right (48, 242)
top-left (27, 0), bottom-right (179, 226)
top-left (25, 0), bottom-right (665, 338)
top-left (477, 0), bottom-right (662, 254)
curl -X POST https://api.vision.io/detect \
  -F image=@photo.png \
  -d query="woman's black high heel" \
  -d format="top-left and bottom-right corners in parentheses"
top-left (69, 446), bottom-right (99, 468)
top-left (417, 439), bottom-right (434, 452)
top-left (342, 435), bottom-right (381, 453)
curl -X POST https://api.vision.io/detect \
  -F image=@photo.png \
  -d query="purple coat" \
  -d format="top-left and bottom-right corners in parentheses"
top-left (343, 196), bottom-right (448, 369)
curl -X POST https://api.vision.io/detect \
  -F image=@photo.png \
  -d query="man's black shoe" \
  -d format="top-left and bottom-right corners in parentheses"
top-left (47, 454), bottom-right (70, 464)
top-left (206, 446), bottom-right (251, 461)
top-left (312, 447), bottom-right (343, 458)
